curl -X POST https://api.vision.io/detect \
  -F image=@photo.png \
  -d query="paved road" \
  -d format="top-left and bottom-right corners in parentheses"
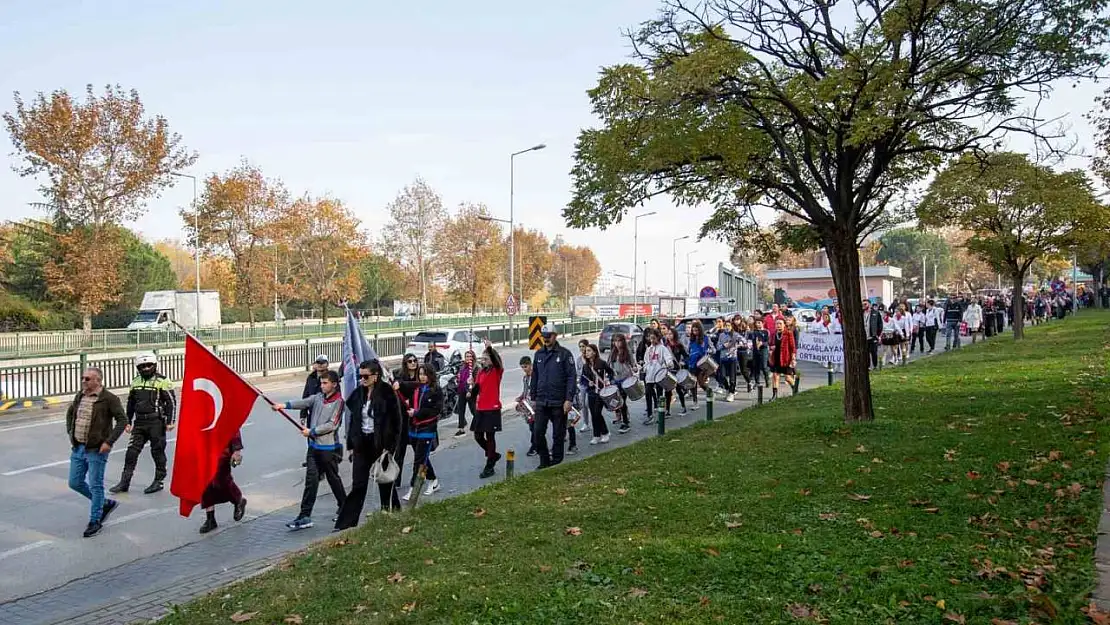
top-left (0, 335), bottom-right (937, 625)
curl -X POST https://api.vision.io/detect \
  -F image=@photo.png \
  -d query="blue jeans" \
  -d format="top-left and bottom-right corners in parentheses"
top-left (945, 321), bottom-right (961, 350)
top-left (69, 445), bottom-right (110, 523)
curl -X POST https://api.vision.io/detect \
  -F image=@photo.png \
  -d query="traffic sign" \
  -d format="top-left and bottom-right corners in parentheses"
top-left (700, 286), bottom-right (718, 298)
top-left (528, 316), bottom-right (547, 350)
top-left (506, 293), bottom-right (518, 316)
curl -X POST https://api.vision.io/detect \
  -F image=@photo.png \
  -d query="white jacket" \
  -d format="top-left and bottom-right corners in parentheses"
top-left (643, 343), bottom-right (675, 383)
top-left (912, 311), bottom-right (926, 329)
top-left (924, 306), bottom-right (943, 328)
top-left (895, 314), bottom-right (914, 337)
top-left (963, 304), bottom-right (983, 330)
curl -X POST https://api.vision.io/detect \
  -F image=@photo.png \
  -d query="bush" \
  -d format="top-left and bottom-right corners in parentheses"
top-left (0, 294), bottom-right (45, 331)
top-left (221, 305), bottom-right (276, 324)
top-left (92, 308), bottom-right (139, 330)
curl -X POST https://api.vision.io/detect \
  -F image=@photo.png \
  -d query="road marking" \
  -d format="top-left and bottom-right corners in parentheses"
top-left (0, 540), bottom-right (52, 561)
top-left (2, 437), bottom-right (178, 476)
top-left (0, 418), bottom-right (66, 433)
top-left (105, 507), bottom-right (173, 527)
top-left (260, 467), bottom-right (302, 480)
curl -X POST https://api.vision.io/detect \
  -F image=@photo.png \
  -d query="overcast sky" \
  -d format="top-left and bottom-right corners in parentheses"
top-left (0, 1), bottom-right (1101, 292)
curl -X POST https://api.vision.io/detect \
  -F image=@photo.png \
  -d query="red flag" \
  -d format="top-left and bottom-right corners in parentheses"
top-left (170, 335), bottom-right (259, 517)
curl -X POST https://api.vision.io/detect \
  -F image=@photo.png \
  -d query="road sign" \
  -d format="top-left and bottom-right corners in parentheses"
top-left (506, 293), bottom-right (518, 316)
top-left (528, 315), bottom-right (547, 350)
top-left (699, 286), bottom-right (718, 298)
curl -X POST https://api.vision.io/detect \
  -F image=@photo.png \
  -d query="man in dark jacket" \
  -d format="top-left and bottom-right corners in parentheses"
top-left (863, 300), bottom-right (883, 370)
top-left (423, 343), bottom-right (446, 373)
top-left (943, 298), bottom-right (964, 351)
top-left (66, 367), bottom-right (128, 538)
top-left (110, 353), bottom-right (176, 495)
top-left (529, 323), bottom-right (577, 468)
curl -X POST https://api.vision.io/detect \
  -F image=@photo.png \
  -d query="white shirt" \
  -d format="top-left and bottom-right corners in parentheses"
top-left (829, 319), bottom-right (842, 334)
top-left (963, 304), bottom-right (983, 328)
top-left (912, 311), bottom-right (926, 328)
top-left (882, 317), bottom-right (898, 334)
top-left (361, 396), bottom-right (374, 434)
top-left (925, 306), bottom-right (942, 328)
top-left (808, 321), bottom-right (829, 334)
top-left (895, 314), bottom-right (913, 337)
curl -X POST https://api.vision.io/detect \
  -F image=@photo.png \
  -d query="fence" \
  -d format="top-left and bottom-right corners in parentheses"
top-left (0, 312), bottom-right (569, 359)
top-left (0, 317), bottom-right (619, 404)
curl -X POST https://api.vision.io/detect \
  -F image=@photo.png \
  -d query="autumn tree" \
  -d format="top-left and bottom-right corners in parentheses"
top-left (380, 178), bottom-right (447, 316)
top-left (153, 239), bottom-right (238, 305)
top-left (0, 219), bottom-right (54, 302)
top-left (918, 152), bottom-right (1109, 338)
top-left (565, 0), bottom-right (1108, 422)
top-left (434, 203), bottom-right (506, 314)
top-left (4, 84), bottom-right (197, 330)
top-left (508, 227), bottom-right (553, 305)
top-left (550, 242), bottom-right (602, 302)
top-left (274, 196), bottom-right (366, 322)
top-left (182, 161), bottom-right (287, 324)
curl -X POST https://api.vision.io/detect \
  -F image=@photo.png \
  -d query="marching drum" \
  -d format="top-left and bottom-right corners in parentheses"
top-left (655, 370), bottom-right (678, 392)
top-left (621, 377), bottom-right (646, 401)
top-left (516, 398), bottom-right (535, 422)
top-left (567, 407), bottom-right (583, 428)
top-left (676, 369), bottom-right (697, 390)
top-left (599, 384), bottom-right (624, 411)
top-left (697, 355), bottom-right (719, 375)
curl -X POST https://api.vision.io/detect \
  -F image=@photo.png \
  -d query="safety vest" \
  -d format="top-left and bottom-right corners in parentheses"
top-left (130, 374), bottom-right (173, 418)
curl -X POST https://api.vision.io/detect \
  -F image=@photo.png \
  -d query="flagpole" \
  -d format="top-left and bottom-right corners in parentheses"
top-left (172, 321), bottom-right (304, 431)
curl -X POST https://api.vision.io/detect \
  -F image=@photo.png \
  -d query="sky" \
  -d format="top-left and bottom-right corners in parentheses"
top-left (0, 1), bottom-right (1102, 296)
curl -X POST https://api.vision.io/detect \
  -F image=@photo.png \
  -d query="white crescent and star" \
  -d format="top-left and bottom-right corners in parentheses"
top-left (193, 378), bottom-right (224, 431)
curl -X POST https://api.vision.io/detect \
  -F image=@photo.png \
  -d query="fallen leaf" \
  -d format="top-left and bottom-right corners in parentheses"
top-left (614, 488), bottom-right (628, 496)
top-left (387, 571), bottom-right (406, 584)
top-left (401, 526), bottom-right (413, 534)
top-left (996, 461), bottom-right (1011, 472)
top-left (872, 457), bottom-right (884, 464)
top-left (786, 603), bottom-right (820, 619)
top-left (990, 619), bottom-right (1018, 625)
top-left (1023, 479), bottom-right (1040, 486)
top-left (423, 559), bottom-right (434, 565)
top-left (561, 496), bottom-right (572, 504)
top-left (402, 601), bottom-right (416, 613)
top-left (898, 559), bottom-right (914, 568)
top-left (936, 599), bottom-right (946, 609)
top-left (848, 493), bottom-right (872, 501)
top-left (966, 471), bottom-right (981, 480)
top-left (473, 508), bottom-right (487, 518)
top-left (539, 565), bottom-right (552, 573)
top-left (704, 547), bottom-right (720, 557)
top-left (627, 587), bottom-right (649, 598)
top-left (1048, 450), bottom-right (1061, 461)
top-left (284, 617), bottom-right (304, 625)
top-left (699, 596), bottom-right (710, 606)
top-left (855, 444), bottom-right (867, 453)
top-left (725, 521), bottom-right (743, 529)
top-left (230, 612), bottom-right (258, 623)
top-left (818, 513), bottom-right (839, 521)
top-left (354, 605), bottom-right (366, 613)
top-left (943, 612), bottom-right (966, 624)
top-left (924, 508), bottom-right (940, 514)
top-left (870, 530), bottom-right (884, 538)
top-left (565, 526), bottom-right (583, 536)
top-left (799, 488), bottom-right (812, 496)
top-left (1068, 482), bottom-right (1084, 495)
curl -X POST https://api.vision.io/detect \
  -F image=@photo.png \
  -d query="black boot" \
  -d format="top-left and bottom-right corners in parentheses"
top-left (199, 510), bottom-right (217, 534)
top-left (479, 460), bottom-right (495, 479)
top-left (771, 388), bottom-right (778, 401)
top-left (109, 477), bottom-right (130, 494)
top-left (234, 497), bottom-right (247, 522)
top-left (143, 480), bottom-right (164, 494)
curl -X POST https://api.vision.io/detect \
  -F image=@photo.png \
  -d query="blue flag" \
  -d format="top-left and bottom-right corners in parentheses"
top-left (341, 306), bottom-right (381, 401)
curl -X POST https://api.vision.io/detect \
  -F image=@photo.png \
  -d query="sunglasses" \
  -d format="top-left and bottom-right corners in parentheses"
top-left (82, 376), bottom-right (94, 382)
top-left (359, 373), bottom-right (377, 380)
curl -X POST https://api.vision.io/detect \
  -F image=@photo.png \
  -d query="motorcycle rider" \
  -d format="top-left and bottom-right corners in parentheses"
top-left (109, 353), bottom-right (176, 494)
top-left (424, 342), bottom-right (446, 373)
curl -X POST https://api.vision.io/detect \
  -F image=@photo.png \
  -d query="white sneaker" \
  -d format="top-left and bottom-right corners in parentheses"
top-left (423, 479), bottom-right (440, 496)
top-left (692, 401), bottom-right (699, 410)
top-left (401, 487), bottom-right (413, 502)
top-left (589, 437), bottom-right (600, 445)
top-left (726, 393), bottom-right (735, 402)
top-left (600, 434), bottom-right (610, 444)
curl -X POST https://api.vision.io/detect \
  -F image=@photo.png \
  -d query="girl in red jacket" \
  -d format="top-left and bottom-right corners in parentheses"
top-left (472, 340), bottom-right (504, 479)
top-left (769, 318), bottom-right (797, 400)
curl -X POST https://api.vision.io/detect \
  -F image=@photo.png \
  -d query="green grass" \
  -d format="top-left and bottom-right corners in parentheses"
top-left (162, 314), bottom-right (1110, 624)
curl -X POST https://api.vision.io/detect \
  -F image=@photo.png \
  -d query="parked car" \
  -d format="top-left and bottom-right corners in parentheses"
top-left (405, 329), bottom-right (483, 360)
top-left (598, 322), bottom-right (644, 354)
top-left (673, 314), bottom-right (723, 345)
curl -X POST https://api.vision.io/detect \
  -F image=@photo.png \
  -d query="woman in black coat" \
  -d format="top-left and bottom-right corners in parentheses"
top-left (334, 359), bottom-right (403, 530)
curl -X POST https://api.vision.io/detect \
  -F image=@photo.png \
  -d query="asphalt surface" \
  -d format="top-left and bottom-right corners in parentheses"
top-left (0, 334), bottom-right (931, 611)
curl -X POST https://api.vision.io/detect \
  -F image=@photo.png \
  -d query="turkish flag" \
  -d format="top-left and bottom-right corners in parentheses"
top-left (170, 335), bottom-right (259, 517)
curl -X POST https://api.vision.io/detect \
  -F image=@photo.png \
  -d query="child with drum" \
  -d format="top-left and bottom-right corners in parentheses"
top-left (686, 320), bottom-right (713, 410)
top-left (607, 333), bottom-right (635, 434)
top-left (642, 328), bottom-right (676, 424)
top-left (662, 325), bottom-right (689, 416)
top-left (580, 343), bottom-right (614, 445)
top-left (516, 356), bottom-right (536, 457)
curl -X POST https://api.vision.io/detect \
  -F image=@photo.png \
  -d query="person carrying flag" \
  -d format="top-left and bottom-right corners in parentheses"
top-left (197, 430), bottom-right (247, 534)
top-left (272, 370), bottom-right (347, 531)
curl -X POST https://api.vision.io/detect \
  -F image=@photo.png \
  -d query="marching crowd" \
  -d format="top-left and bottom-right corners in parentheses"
top-left (61, 290), bottom-right (1084, 538)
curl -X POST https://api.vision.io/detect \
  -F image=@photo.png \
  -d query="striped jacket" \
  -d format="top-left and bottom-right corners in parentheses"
top-left (284, 392), bottom-right (343, 451)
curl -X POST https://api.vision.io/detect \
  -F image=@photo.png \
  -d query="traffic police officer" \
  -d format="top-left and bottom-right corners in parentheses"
top-left (109, 353), bottom-right (177, 494)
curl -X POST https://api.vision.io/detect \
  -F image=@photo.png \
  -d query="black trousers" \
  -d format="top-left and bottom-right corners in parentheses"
top-left (867, 338), bottom-right (879, 368)
top-left (736, 352), bottom-right (752, 384)
top-left (335, 435), bottom-right (400, 529)
top-left (121, 416), bottom-right (167, 482)
top-left (925, 326), bottom-right (938, 351)
top-left (299, 448), bottom-right (346, 519)
top-left (586, 394), bottom-right (609, 437)
top-left (720, 360), bottom-right (737, 394)
top-left (911, 329), bottom-right (925, 352)
top-left (410, 439), bottom-right (437, 485)
top-left (455, 393), bottom-right (475, 429)
top-left (533, 404), bottom-right (567, 466)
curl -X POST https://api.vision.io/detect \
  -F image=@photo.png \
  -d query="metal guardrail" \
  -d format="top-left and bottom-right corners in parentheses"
top-left (0, 318), bottom-right (619, 405)
top-left (0, 312), bottom-right (569, 359)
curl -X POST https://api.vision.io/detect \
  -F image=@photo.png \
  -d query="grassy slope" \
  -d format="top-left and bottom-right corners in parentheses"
top-left (163, 314), bottom-right (1110, 625)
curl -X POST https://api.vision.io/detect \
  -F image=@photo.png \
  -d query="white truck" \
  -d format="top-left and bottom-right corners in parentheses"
top-left (658, 296), bottom-right (701, 320)
top-left (126, 290), bottom-right (222, 331)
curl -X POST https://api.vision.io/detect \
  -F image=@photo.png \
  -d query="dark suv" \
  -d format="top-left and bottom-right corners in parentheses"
top-left (598, 322), bottom-right (643, 354)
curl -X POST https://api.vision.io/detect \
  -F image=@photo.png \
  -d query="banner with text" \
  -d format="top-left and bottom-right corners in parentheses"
top-left (797, 332), bottom-right (844, 364)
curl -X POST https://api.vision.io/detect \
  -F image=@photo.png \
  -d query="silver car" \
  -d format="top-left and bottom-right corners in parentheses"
top-left (598, 322), bottom-right (644, 354)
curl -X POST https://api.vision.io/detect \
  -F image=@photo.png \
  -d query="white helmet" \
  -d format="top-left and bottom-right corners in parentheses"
top-left (135, 353), bottom-right (158, 368)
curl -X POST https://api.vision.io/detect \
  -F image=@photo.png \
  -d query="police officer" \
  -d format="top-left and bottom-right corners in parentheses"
top-left (109, 354), bottom-right (176, 494)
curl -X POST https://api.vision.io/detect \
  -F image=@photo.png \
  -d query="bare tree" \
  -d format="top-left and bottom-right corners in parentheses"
top-left (380, 178), bottom-right (447, 316)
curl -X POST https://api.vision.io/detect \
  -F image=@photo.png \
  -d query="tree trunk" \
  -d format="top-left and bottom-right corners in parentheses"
top-left (82, 313), bottom-right (92, 334)
top-left (321, 299), bottom-right (328, 324)
top-left (248, 307), bottom-right (256, 327)
top-left (418, 259), bottom-right (427, 318)
top-left (824, 234), bottom-right (875, 423)
top-left (1011, 270), bottom-right (1025, 340)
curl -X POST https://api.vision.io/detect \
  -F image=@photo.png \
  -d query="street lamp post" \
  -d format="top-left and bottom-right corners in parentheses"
top-left (672, 235), bottom-right (690, 295)
top-left (632, 211), bottom-right (657, 324)
top-left (509, 143), bottom-right (546, 315)
top-left (170, 172), bottom-right (200, 333)
top-left (920, 248), bottom-right (931, 301)
top-left (686, 251), bottom-right (696, 296)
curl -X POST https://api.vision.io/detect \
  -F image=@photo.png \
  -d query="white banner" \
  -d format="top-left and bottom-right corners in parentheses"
top-left (797, 332), bottom-right (844, 364)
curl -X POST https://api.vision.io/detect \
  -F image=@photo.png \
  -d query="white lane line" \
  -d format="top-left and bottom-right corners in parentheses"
top-left (260, 467), bottom-right (302, 480)
top-left (2, 436), bottom-right (179, 476)
top-left (0, 418), bottom-right (66, 433)
top-left (105, 506), bottom-right (174, 527)
top-left (0, 539), bottom-right (52, 561)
